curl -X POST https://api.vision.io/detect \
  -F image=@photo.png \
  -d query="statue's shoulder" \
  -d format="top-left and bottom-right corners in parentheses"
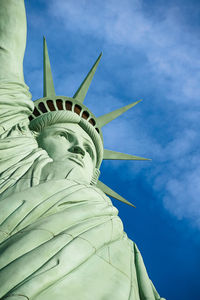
top-left (89, 184), bottom-right (113, 203)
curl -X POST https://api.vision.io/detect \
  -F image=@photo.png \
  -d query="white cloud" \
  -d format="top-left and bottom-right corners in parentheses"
top-left (163, 166), bottom-right (200, 228)
top-left (47, 0), bottom-right (200, 104)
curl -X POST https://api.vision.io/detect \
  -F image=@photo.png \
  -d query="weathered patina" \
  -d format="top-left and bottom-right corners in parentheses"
top-left (0, 1), bottom-right (165, 299)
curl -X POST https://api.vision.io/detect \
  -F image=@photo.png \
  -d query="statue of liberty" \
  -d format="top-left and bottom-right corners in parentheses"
top-left (0, 1), bottom-right (165, 299)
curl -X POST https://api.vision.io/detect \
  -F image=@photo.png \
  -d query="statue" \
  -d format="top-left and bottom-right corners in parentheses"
top-left (0, 1), bottom-right (165, 299)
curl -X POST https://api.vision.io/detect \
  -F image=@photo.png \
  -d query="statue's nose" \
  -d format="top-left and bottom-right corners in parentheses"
top-left (70, 145), bottom-right (85, 157)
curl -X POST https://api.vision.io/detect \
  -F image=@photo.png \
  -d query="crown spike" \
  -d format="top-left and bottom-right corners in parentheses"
top-left (97, 100), bottom-right (142, 128)
top-left (97, 180), bottom-right (135, 207)
top-left (73, 53), bottom-right (102, 103)
top-left (43, 36), bottom-right (56, 98)
top-left (103, 149), bottom-right (151, 161)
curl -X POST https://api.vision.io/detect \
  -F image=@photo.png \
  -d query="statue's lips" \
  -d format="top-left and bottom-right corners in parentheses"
top-left (67, 156), bottom-right (84, 167)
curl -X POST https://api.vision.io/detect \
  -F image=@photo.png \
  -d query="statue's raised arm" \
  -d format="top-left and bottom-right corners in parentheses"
top-left (0, 1), bottom-right (41, 195)
top-left (0, 0), bottom-right (33, 138)
top-left (0, 0), bottom-right (27, 83)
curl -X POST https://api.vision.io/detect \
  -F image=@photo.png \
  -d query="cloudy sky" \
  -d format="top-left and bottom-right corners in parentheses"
top-left (24, 0), bottom-right (200, 298)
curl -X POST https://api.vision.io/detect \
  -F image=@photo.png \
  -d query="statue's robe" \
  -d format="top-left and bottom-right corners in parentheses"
top-left (0, 1), bottom-right (164, 299)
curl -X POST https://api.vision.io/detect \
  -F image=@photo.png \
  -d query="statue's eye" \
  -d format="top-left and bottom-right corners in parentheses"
top-left (59, 132), bottom-right (69, 140)
top-left (85, 145), bottom-right (94, 159)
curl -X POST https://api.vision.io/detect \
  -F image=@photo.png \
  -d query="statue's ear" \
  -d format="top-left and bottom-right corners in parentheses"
top-left (91, 168), bottom-right (100, 185)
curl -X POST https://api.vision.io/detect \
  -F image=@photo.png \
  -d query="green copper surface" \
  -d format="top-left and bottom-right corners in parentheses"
top-left (97, 99), bottom-right (142, 127)
top-left (73, 52), bottom-right (102, 103)
top-left (36, 122), bottom-right (98, 184)
top-left (0, 1), bottom-right (165, 299)
top-left (43, 37), bottom-right (56, 97)
top-left (104, 149), bottom-right (151, 160)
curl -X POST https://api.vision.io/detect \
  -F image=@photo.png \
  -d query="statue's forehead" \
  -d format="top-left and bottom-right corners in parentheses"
top-left (44, 123), bottom-right (95, 145)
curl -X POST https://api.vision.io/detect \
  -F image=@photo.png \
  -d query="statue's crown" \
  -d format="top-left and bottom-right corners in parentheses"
top-left (29, 37), bottom-right (150, 207)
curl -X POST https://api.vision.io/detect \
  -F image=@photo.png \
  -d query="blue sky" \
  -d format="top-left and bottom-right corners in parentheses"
top-left (24, 0), bottom-right (200, 299)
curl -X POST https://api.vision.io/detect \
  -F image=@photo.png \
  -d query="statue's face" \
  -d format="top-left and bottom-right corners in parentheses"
top-left (37, 123), bottom-right (97, 183)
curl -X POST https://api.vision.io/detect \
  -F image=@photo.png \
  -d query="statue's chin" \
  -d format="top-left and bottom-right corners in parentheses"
top-left (40, 160), bottom-right (92, 185)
